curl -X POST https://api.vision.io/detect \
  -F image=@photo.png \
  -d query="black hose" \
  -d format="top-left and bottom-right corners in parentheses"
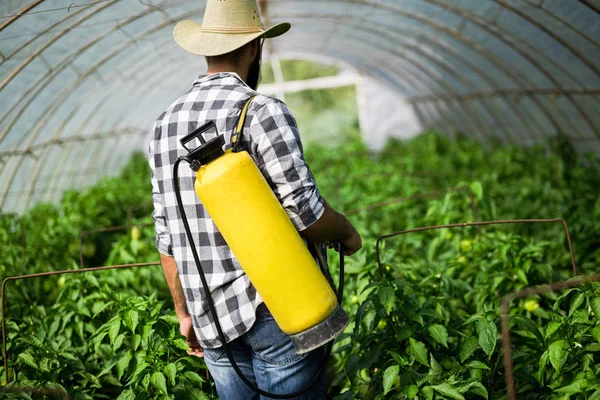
top-left (174, 156), bottom-right (345, 399)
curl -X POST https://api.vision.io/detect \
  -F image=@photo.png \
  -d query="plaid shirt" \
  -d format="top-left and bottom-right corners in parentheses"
top-left (148, 72), bottom-right (326, 348)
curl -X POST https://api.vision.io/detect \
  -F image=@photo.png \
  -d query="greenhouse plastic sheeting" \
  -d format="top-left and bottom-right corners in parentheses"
top-left (1, 0), bottom-right (599, 213)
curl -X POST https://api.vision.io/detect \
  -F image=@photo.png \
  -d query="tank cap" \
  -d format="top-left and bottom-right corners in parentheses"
top-left (188, 135), bottom-right (225, 170)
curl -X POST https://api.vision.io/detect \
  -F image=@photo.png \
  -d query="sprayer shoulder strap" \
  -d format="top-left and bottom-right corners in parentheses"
top-left (231, 96), bottom-right (257, 151)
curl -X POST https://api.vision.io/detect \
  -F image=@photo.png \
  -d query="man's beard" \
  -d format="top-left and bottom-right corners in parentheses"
top-left (246, 50), bottom-right (262, 91)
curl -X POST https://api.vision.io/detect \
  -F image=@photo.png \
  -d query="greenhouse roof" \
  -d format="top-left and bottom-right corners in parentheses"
top-left (1, 0), bottom-right (599, 213)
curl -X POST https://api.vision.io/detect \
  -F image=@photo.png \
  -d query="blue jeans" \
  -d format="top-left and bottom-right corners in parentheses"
top-left (203, 303), bottom-right (327, 400)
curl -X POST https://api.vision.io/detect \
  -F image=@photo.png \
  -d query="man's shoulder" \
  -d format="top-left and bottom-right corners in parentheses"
top-left (248, 93), bottom-right (293, 117)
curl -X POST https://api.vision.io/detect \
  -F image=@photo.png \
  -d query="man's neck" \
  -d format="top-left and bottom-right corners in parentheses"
top-left (207, 64), bottom-right (248, 82)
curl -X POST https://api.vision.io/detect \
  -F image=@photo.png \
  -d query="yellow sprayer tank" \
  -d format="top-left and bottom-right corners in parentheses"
top-left (179, 109), bottom-right (348, 354)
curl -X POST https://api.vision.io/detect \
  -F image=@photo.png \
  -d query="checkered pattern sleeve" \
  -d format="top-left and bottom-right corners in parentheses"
top-left (249, 97), bottom-right (326, 231)
top-left (148, 125), bottom-right (173, 257)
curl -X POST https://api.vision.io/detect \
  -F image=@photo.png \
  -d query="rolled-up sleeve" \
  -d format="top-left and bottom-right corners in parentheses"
top-left (148, 125), bottom-right (173, 256)
top-left (249, 98), bottom-right (325, 231)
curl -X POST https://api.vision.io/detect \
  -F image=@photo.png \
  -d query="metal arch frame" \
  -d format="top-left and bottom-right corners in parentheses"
top-left (352, 23), bottom-right (543, 141)
top-left (0, 1), bottom-right (156, 144)
top-left (0, 1), bottom-right (45, 32)
top-left (278, 14), bottom-right (551, 143)
top-left (278, 0), bottom-right (593, 138)
top-left (272, 2), bottom-right (567, 141)
top-left (115, 45), bottom-right (461, 140)
top-left (4, 0), bottom-right (600, 209)
top-left (417, 0), bottom-right (600, 90)
top-left (25, 38), bottom-right (432, 208)
top-left (0, 0), bottom-right (119, 93)
top-left (313, 22), bottom-right (527, 144)
top-left (115, 27), bottom-right (460, 136)
top-left (0, 3), bottom-right (202, 209)
top-left (52, 45), bottom-right (194, 192)
top-left (0, 0), bottom-right (105, 66)
top-left (284, 44), bottom-right (478, 138)
top-left (298, 34), bottom-right (490, 138)
top-left (298, 24), bottom-right (510, 143)
top-left (416, 0), bottom-right (600, 137)
top-left (0, 0), bottom-right (568, 144)
top-left (277, 30), bottom-right (472, 134)
top-left (578, 0), bottom-right (600, 15)
top-left (518, 0), bottom-right (600, 49)
top-left (22, 130), bottom-right (144, 210)
top-left (489, 0), bottom-right (600, 79)
top-left (27, 41), bottom-right (181, 205)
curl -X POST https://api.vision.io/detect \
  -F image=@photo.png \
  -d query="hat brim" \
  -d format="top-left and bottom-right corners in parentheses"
top-left (173, 20), bottom-right (291, 57)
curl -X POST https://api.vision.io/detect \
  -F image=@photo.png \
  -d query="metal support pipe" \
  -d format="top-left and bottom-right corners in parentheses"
top-left (375, 219), bottom-right (577, 280)
top-left (1, 262), bottom-right (161, 385)
top-left (501, 273), bottom-right (600, 400)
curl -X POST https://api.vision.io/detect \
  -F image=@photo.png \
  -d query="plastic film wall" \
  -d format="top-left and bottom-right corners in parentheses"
top-left (0, 0), bottom-right (599, 214)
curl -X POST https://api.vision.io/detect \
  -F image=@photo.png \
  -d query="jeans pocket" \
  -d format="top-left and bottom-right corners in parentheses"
top-left (249, 318), bottom-right (306, 366)
top-left (204, 346), bottom-right (227, 362)
top-left (255, 303), bottom-right (276, 322)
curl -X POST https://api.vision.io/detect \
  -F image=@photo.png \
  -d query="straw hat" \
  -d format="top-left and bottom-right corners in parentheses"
top-left (173, 0), bottom-right (291, 57)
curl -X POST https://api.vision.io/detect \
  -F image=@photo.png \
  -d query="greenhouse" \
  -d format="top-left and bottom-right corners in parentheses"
top-left (1, 0), bottom-right (600, 399)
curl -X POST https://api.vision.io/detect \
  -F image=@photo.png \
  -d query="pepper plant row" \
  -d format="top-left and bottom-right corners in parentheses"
top-left (1, 132), bottom-right (599, 399)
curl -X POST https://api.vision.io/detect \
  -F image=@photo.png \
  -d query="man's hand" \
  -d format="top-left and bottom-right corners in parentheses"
top-left (180, 316), bottom-right (204, 358)
top-left (302, 202), bottom-right (362, 255)
top-left (340, 226), bottom-right (362, 255)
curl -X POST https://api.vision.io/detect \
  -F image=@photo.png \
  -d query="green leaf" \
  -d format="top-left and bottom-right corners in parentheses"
top-left (537, 351), bottom-right (549, 383)
top-left (18, 353), bottom-right (37, 369)
top-left (124, 310), bottom-right (139, 333)
top-left (389, 351), bottom-right (406, 365)
top-left (592, 326), bottom-right (600, 343)
top-left (428, 324), bottom-right (448, 348)
top-left (109, 320), bottom-right (121, 345)
top-left (184, 389), bottom-right (210, 400)
top-left (422, 386), bottom-right (434, 400)
top-left (460, 337), bottom-right (478, 362)
top-left (431, 383), bottom-right (465, 400)
top-left (585, 343), bottom-right (600, 352)
top-left (345, 354), bottom-right (361, 383)
top-left (183, 371), bottom-right (206, 385)
top-left (549, 340), bottom-right (567, 372)
top-left (114, 334), bottom-right (125, 351)
top-left (164, 363), bottom-right (177, 386)
top-left (545, 321), bottom-right (562, 338)
top-left (150, 372), bottom-right (168, 395)
top-left (462, 381), bottom-right (488, 399)
top-left (467, 360), bottom-right (490, 370)
top-left (382, 365), bottom-right (399, 395)
top-left (476, 318), bottom-right (497, 358)
top-left (588, 390), bottom-right (600, 400)
top-left (571, 309), bottom-right (590, 325)
top-left (591, 297), bottom-right (600, 321)
top-left (569, 292), bottom-right (585, 316)
top-left (430, 354), bottom-right (443, 376)
top-left (116, 351), bottom-right (132, 380)
top-left (160, 314), bottom-right (180, 325)
top-left (555, 379), bottom-right (587, 395)
top-left (116, 389), bottom-right (135, 400)
top-left (512, 315), bottom-right (544, 344)
top-left (172, 338), bottom-right (190, 351)
top-left (407, 385), bottom-right (419, 399)
top-left (379, 286), bottom-right (395, 315)
top-left (469, 181), bottom-right (483, 201)
top-left (132, 334), bottom-right (141, 351)
top-left (408, 338), bottom-right (429, 367)
top-left (129, 359), bottom-right (148, 384)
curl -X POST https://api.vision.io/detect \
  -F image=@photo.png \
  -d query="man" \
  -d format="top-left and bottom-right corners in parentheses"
top-left (149, 0), bottom-right (362, 398)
